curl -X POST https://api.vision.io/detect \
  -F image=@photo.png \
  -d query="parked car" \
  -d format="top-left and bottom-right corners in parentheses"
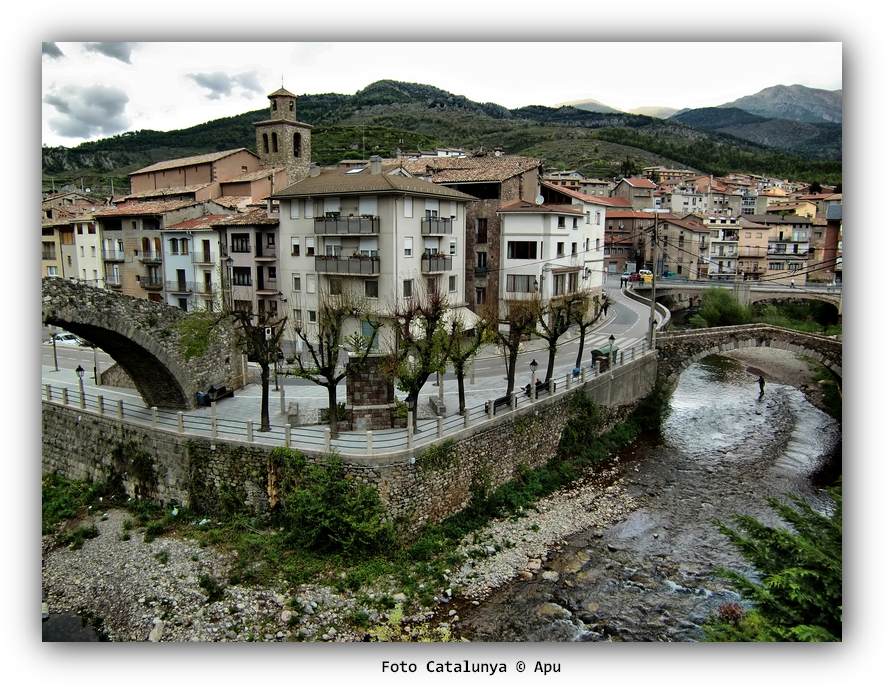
top-left (628, 273), bottom-right (641, 282)
top-left (638, 269), bottom-right (653, 283)
top-left (54, 333), bottom-right (85, 346)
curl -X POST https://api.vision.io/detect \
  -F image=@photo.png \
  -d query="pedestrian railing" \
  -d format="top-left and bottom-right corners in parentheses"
top-left (43, 341), bottom-right (652, 458)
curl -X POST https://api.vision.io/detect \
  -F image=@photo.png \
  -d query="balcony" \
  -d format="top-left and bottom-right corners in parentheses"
top-left (192, 282), bottom-right (216, 295)
top-left (474, 266), bottom-right (488, 278)
top-left (421, 255), bottom-right (453, 272)
top-left (314, 255), bottom-right (381, 275)
top-left (165, 280), bottom-right (194, 294)
top-left (139, 277), bottom-right (163, 291)
top-left (42, 250), bottom-right (57, 261)
top-left (103, 250), bottom-right (125, 262)
top-left (421, 217), bottom-right (453, 234)
top-left (314, 215), bottom-right (379, 235)
top-left (191, 251), bottom-right (215, 264)
top-left (105, 275), bottom-right (123, 288)
top-left (255, 246), bottom-right (278, 260)
top-left (139, 251), bottom-right (162, 263)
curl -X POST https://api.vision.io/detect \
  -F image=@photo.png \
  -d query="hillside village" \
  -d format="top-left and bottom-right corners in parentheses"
top-left (41, 86), bottom-right (844, 354)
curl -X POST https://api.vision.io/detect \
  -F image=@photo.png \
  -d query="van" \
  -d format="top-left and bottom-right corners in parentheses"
top-left (638, 269), bottom-right (653, 283)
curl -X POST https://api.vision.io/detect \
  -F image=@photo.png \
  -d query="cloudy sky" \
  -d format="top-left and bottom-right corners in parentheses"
top-left (41, 41), bottom-right (842, 148)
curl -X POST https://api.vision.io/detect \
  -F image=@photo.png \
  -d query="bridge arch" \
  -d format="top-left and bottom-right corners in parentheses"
top-left (42, 278), bottom-right (244, 410)
top-left (655, 324), bottom-right (842, 387)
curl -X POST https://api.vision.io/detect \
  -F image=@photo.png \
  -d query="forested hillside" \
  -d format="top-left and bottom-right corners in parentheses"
top-left (42, 79), bottom-right (842, 196)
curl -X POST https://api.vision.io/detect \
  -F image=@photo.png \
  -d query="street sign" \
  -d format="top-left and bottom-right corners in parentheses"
top-left (264, 327), bottom-right (272, 340)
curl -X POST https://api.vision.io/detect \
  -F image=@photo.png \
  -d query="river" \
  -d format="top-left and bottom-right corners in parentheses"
top-left (452, 353), bottom-right (841, 642)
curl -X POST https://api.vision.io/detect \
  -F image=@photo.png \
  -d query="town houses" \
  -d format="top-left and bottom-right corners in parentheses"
top-left (42, 86), bottom-right (843, 354)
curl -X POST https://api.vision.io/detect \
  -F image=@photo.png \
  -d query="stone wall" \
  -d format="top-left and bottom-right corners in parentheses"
top-left (345, 354), bottom-right (397, 430)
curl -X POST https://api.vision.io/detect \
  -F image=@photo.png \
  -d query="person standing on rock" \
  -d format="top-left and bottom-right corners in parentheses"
top-left (757, 374), bottom-right (765, 397)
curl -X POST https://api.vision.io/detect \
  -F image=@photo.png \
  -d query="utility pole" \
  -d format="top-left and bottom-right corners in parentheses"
top-left (648, 213), bottom-right (658, 346)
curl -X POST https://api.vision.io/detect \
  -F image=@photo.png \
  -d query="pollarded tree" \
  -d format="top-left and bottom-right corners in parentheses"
top-left (491, 296), bottom-right (541, 397)
top-left (288, 283), bottom-right (380, 438)
top-left (384, 282), bottom-right (450, 426)
top-left (442, 309), bottom-right (490, 415)
top-left (533, 292), bottom-right (586, 384)
top-left (177, 293), bottom-right (286, 432)
top-left (572, 293), bottom-right (604, 369)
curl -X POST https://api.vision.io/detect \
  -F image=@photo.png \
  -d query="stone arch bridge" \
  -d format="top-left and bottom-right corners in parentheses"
top-left (655, 324), bottom-right (842, 386)
top-left (42, 278), bottom-right (245, 410)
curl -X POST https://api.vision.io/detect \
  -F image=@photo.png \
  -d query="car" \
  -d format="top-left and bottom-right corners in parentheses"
top-left (53, 333), bottom-right (84, 345)
top-left (638, 269), bottom-right (653, 283)
top-left (628, 273), bottom-right (641, 282)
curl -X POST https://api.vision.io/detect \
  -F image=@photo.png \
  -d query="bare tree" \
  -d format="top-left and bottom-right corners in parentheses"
top-left (442, 309), bottom-right (489, 415)
top-left (384, 283), bottom-right (450, 426)
top-left (177, 288), bottom-right (285, 432)
top-left (287, 283), bottom-right (380, 438)
top-left (490, 296), bottom-right (540, 397)
top-left (572, 293), bottom-right (604, 369)
top-left (533, 293), bottom-right (585, 384)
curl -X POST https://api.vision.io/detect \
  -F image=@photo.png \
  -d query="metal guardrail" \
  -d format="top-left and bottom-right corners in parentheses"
top-left (43, 341), bottom-right (652, 457)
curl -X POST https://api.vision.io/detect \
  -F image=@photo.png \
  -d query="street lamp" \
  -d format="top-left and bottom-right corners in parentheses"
top-left (75, 365), bottom-right (85, 408)
top-left (225, 256), bottom-right (234, 309)
top-left (608, 334), bottom-right (615, 371)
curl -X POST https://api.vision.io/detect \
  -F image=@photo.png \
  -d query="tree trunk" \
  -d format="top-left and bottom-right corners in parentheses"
top-left (575, 326), bottom-right (587, 368)
top-left (544, 344), bottom-right (557, 384)
top-left (259, 362), bottom-right (271, 431)
top-left (505, 347), bottom-right (518, 396)
top-left (327, 382), bottom-right (339, 439)
top-left (457, 374), bottom-right (466, 414)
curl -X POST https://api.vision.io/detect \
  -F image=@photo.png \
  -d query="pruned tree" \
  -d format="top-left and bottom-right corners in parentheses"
top-left (573, 293), bottom-right (604, 369)
top-left (177, 289), bottom-right (285, 432)
top-left (384, 283), bottom-right (450, 426)
top-left (533, 292), bottom-right (586, 384)
top-left (288, 283), bottom-right (380, 438)
top-left (442, 309), bottom-right (490, 415)
top-left (491, 296), bottom-right (540, 397)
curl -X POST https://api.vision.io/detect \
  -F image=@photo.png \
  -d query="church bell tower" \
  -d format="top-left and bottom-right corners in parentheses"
top-left (253, 87), bottom-right (312, 186)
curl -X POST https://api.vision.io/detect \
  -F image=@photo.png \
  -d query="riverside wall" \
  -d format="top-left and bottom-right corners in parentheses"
top-left (42, 353), bottom-right (658, 533)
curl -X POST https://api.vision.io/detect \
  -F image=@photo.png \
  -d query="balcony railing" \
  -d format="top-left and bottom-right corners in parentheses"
top-left (314, 255), bottom-right (381, 274)
top-left (421, 255), bottom-right (453, 272)
top-left (255, 247), bottom-right (278, 260)
top-left (421, 217), bottom-right (453, 234)
top-left (139, 277), bottom-right (163, 290)
top-left (314, 216), bottom-right (379, 235)
top-left (105, 276), bottom-right (123, 288)
top-left (42, 251), bottom-right (57, 261)
top-left (193, 282), bottom-right (215, 295)
top-left (165, 280), bottom-right (194, 293)
top-left (103, 250), bottom-right (125, 262)
top-left (191, 251), bottom-right (215, 264)
top-left (139, 251), bottom-right (162, 263)
top-left (474, 266), bottom-right (488, 278)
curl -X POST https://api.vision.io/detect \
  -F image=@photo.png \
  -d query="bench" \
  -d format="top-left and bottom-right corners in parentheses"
top-left (203, 385), bottom-right (234, 406)
top-left (485, 394), bottom-right (516, 414)
top-left (522, 381), bottom-right (550, 398)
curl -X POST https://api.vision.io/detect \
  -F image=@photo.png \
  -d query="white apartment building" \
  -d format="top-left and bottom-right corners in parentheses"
top-left (273, 159), bottom-right (476, 352)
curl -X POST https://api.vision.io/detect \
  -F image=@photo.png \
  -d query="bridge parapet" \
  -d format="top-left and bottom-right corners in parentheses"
top-left (656, 324), bottom-right (841, 385)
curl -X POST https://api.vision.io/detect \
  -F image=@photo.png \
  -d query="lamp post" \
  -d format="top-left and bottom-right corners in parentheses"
top-left (75, 364), bottom-right (85, 408)
top-left (51, 333), bottom-right (59, 372)
top-left (225, 256), bottom-right (234, 310)
top-left (529, 358), bottom-right (538, 399)
top-left (608, 334), bottom-right (615, 371)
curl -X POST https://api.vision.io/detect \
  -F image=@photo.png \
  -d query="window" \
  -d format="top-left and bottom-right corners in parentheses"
top-left (426, 277), bottom-right (437, 294)
top-left (448, 275), bottom-right (456, 292)
top-left (290, 200), bottom-right (300, 219)
top-left (365, 279), bottom-right (379, 298)
top-left (181, 239), bottom-right (189, 255)
top-left (572, 242), bottom-right (577, 255)
top-left (324, 197), bottom-right (340, 215)
top-left (306, 237), bottom-right (315, 257)
top-left (231, 234), bottom-right (250, 252)
top-left (506, 274), bottom-right (533, 293)
top-left (756, 232), bottom-right (763, 239)
top-left (42, 242), bottom-right (56, 260)
top-left (170, 238), bottom-right (179, 254)
top-left (449, 238), bottom-right (457, 255)
top-left (292, 275), bottom-right (301, 292)
top-left (267, 266), bottom-right (277, 280)
top-left (47, 266), bottom-right (58, 276)
top-left (557, 216), bottom-right (566, 229)
top-left (449, 201), bottom-right (458, 219)
top-left (232, 267), bottom-right (252, 286)
top-left (595, 238), bottom-right (600, 251)
top-left (269, 300), bottom-right (278, 315)
top-left (329, 278), bottom-right (342, 295)
top-left (404, 237), bottom-right (413, 257)
top-left (403, 279), bottom-right (413, 298)
top-left (91, 246), bottom-right (96, 256)
top-left (556, 242), bottom-right (565, 258)
top-left (307, 275), bottom-right (316, 293)
top-left (476, 218), bottom-right (487, 244)
top-left (267, 234), bottom-right (275, 247)
top-left (305, 201), bottom-right (314, 219)
top-left (507, 241), bottom-right (537, 259)
top-left (358, 196), bottom-right (377, 217)
top-left (572, 218), bottom-right (578, 230)
top-left (178, 298), bottom-right (188, 311)
top-left (293, 133), bottom-right (301, 158)
top-left (308, 310), bottom-right (317, 323)
top-left (425, 198), bottom-right (439, 218)
top-left (475, 287), bottom-right (486, 306)
top-left (361, 320), bottom-right (379, 350)
top-left (404, 196), bottom-right (413, 218)
top-left (291, 237), bottom-right (300, 256)
top-left (80, 246), bottom-right (85, 257)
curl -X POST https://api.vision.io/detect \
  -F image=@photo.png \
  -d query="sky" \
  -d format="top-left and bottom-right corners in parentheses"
top-left (41, 41), bottom-right (843, 148)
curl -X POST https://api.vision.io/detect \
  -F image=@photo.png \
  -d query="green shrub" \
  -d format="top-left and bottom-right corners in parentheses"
top-left (58, 524), bottom-right (99, 549)
top-left (418, 439), bottom-right (456, 471)
top-left (42, 473), bottom-right (107, 534)
top-left (698, 287), bottom-right (750, 327)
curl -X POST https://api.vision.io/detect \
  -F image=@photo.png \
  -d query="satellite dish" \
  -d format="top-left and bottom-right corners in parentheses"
top-left (535, 195), bottom-right (544, 205)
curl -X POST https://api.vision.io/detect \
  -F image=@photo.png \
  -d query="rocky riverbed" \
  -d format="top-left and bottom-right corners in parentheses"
top-left (42, 348), bottom-right (837, 642)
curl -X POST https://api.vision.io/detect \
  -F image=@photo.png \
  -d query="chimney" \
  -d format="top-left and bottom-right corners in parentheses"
top-left (309, 163), bottom-right (321, 178)
top-left (369, 155), bottom-right (382, 175)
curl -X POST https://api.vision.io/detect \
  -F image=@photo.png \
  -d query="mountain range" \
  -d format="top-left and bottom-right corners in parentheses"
top-left (42, 81), bottom-right (841, 195)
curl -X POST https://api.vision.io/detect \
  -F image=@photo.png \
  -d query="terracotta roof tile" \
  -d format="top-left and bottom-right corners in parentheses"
top-left (92, 199), bottom-right (198, 217)
top-left (163, 215), bottom-right (234, 231)
top-left (221, 167), bottom-right (285, 183)
top-left (274, 167), bottom-right (476, 200)
top-left (122, 183), bottom-right (214, 200)
top-left (129, 149), bottom-right (255, 175)
top-left (400, 155), bottom-right (542, 183)
top-left (498, 200), bottom-right (583, 214)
